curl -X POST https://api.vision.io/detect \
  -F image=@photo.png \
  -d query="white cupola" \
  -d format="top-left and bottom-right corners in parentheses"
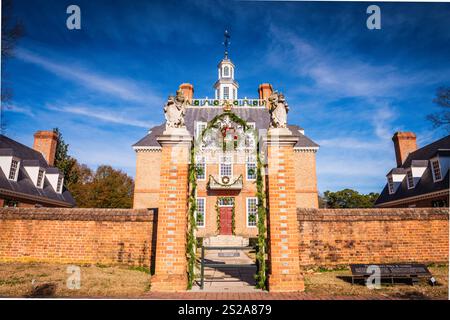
top-left (214, 30), bottom-right (239, 100)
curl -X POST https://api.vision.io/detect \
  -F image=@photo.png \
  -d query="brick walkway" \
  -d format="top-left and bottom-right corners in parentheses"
top-left (142, 292), bottom-right (394, 300)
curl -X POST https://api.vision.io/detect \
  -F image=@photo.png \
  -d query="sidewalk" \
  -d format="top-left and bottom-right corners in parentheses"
top-left (142, 292), bottom-right (395, 300)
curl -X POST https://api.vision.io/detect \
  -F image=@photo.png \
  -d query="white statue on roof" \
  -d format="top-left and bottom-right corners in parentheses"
top-left (268, 91), bottom-right (289, 129)
top-left (164, 89), bottom-right (187, 129)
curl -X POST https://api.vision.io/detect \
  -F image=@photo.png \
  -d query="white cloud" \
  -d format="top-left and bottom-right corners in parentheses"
top-left (16, 49), bottom-right (162, 105)
top-left (46, 104), bottom-right (155, 128)
top-left (266, 25), bottom-right (447, 100)
top-left (3, 104), bottom-right (35, 117)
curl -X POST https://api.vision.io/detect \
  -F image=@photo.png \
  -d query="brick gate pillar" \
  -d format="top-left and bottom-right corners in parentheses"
top-left (151, 129), bottom-right (192, 292)
top-left (264, 129), bottom-right (304, 292)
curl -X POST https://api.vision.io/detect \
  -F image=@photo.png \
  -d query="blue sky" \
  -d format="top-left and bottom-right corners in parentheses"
top-left (2, 0), bottom-right (450, 194)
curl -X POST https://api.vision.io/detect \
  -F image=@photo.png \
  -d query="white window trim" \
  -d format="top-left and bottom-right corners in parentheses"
top-left (56, 176), bottom-right (64, 193)
top-left (246, 197), bottom-right (258, 228)
top-left (431, 158), bottom-right (443, 182)
top-left (8, 158), bottom-right (20, 181)
top-left (196, 160), bottom-right (206, 181)
top-left (406, 170), bottom-right (415, 189)
top-left (219, 155), bottom-right (233, 179)
top-left (36, 169), bottom-right (45, 189)
top-left (196, 197), bottom-right (206, 228)
top-left (196, 121), bottom-right (207, 140)
top-left (246, 160), bottom-right (257, 181)
top-left (387, 176), bottom-right (395, 195)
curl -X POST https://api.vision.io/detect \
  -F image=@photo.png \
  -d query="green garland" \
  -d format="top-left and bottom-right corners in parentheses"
top-left (255, 145), bottom-right (267, 290)
top-left (186, 146), bottom-right (197, 290)
top-left (193, 111), bottom-right (266, 289)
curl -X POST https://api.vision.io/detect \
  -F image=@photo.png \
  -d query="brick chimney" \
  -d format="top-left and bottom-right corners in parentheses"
top-left (392, 132), bottom-right (417, 167)
top-left (258, 83), bottom-right (273, 100)
top-left (33, 130), bottom-right (58, 166)
top-left (179, 83), bottom-right (194, 101)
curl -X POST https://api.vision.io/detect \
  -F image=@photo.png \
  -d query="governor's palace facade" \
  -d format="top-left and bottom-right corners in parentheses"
top-left (133, 51), bottom-right (319, 242)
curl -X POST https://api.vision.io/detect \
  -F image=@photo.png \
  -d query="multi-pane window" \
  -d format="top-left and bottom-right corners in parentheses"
top-left (406, 170), bottom-right (414, 189)
top-left (196, 198), bottom-right (205, 227)
top-left (37, 169), bottom-right (45, 188)
top-left (196, 156), bottom-right (206, 180)
top-left (247, 197), bottom-right (258, 227)
top-left (233, 88), bottom-right (236, 99)
top-left (220, 155), bottom-right (232, 177)
top-left (223, 87), bottom-right (229, 99)
top-left (431, 159), bottom-right (442, 181)
top-left (196, 122), bottom-right (207, 140)
top-left (56, 176), bottom-right (63, 193)
top-left (246, 156), bottom-right (257, 180)
top-left (8, 159), bottom-right (18, 180)
top-left (223, 66), bottom-right (230, 77)
top-left (387, 176), bottom-right (394, 194)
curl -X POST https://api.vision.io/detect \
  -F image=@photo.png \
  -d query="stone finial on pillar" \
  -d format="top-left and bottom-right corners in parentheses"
top-left (264, 128), bottom-right (304, 292)
top-left (151, 130), bottom-right (192, 292)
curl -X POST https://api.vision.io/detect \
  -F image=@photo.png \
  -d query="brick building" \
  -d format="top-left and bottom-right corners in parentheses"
top-left (133, 50), bottom-right (319, 245)
top-left (0, 131), bottom-right (75, 208)
top-left (375, 132), bottom-right (450, 208)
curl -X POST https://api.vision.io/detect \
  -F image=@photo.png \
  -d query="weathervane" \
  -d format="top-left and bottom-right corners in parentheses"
top-left (223, 30), bottom-right (231, 59)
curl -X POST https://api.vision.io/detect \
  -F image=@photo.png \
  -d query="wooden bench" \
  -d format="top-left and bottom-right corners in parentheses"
top-left (350, 264), bottom-right (432, 285)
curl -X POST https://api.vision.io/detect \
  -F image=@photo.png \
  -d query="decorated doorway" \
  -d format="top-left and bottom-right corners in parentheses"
top-left (217, 197), bottom-right (234, 235)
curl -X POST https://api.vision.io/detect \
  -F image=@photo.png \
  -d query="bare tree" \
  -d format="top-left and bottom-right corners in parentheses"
top-left (427, 87), bottom-right (450, 133)
top-left (1, 0), bottom-right (24, 134)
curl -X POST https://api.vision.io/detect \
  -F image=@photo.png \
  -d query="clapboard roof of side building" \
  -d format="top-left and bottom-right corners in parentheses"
top-left (0, 134), bottom-right (75, 207)
top-left (133, 107), bottom-right (319, 149)
top-left (375, 135), bottom-right (450, 206)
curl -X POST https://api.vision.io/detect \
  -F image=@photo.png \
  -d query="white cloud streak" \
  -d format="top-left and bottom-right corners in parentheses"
top-left (46, 104), bottom-right (155, 128)
top-left (16, 49), bottom-right (162, 105)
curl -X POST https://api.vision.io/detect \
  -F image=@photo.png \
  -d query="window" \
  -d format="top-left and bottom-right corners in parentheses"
top-left (37, 169), bottom-right (45, 188)
top-left (8, 159), bottom-right (19, 180)
top-left (432, 200), bottom-right (447, 207)
top-left (406, 170), bottom-right (414, 189)
top-left (431, 159), bottom-right (442, 181)
top-left (223, 87), bottom-right (229, 99)
top-left (196, 156), bottom-right (206, 180)
top-left (246, 197), bottom-right (258, 227)
top-left (246, 156), bottom-right (257, 180)
top-left (195, 122), bottom-right (207, 140)
top-left (220, 155), bottom-right (232, 177)
top-left (387, 176), bottom-right (394, 194)
top-left (224, 66), bottom-right (229, 77)
top-left (218, 197), bottom-right (234, 206)
top-left (56, 176), bottom-right (63, 193)
top-left (196, 198), bottom-right (205, 227)
top-left (233, 88), bottom-right (236, 99)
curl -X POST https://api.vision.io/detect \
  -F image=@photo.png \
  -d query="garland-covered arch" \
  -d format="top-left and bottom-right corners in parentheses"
top-left (187, 111), bottom-right (268, 290)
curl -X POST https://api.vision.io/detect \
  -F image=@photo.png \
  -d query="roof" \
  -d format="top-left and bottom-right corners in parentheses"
top-left (133, 107), bottom-right (319, 149)
top-left (375, 135), bottom-right (450, 206)
top-left (0, 134), bottom-right (75, 207)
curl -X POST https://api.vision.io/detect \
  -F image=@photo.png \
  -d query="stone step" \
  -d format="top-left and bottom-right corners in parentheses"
top-left (203, 235), bottom-right (249, 247)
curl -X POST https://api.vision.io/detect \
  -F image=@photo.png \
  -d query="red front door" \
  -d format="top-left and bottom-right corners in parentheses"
top-left (219, 207), bottom-right (233, 235)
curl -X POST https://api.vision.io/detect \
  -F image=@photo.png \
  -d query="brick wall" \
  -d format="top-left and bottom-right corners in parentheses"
top-left (0, 208), bottom-right (156, 268)
top-left (294, 150), bottom-right (319, 208)
top-left (133, 150), bottom-right (161, 209)
top-left (297, 208), bottom-right (449, 268)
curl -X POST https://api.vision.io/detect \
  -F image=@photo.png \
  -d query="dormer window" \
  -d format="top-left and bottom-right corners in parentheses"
top-left (431, 159), bottom-right (442, 182)
top-left (36, 169), bottom-right (45, 188)
top-left (388, 176), bottom-right (394, 194)
top-left (8, 159), bottom-right (19, 180)
top-left (406, 170), bottom-right (414, 189)
top-left (56, 176), bottom-right (63, 193)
